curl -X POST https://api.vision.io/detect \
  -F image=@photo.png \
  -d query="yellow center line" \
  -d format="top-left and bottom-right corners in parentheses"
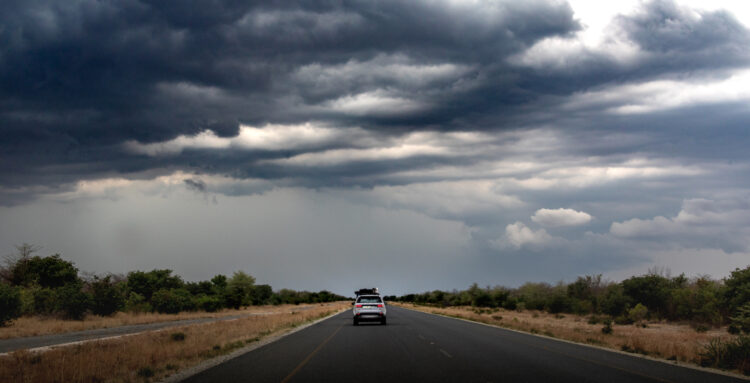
top-left (280, 325), bottom-right (343, 383)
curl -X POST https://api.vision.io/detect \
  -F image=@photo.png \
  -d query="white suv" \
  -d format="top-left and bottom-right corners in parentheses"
top-left (352, 295), bottom-right (387, 325)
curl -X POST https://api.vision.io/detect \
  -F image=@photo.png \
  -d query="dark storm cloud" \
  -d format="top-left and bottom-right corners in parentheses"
top-left (1, 0), bottom-right (750, 204)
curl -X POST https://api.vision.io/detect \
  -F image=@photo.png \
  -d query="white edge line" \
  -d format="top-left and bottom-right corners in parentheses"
top-left (160, 307), bottom-right (348, 383)
top-left (395, 305), bottom-right (750, 381)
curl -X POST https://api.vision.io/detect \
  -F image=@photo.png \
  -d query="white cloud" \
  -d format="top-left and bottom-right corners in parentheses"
top-left (531, 208), bottom-right (592, 227)
top-left (323, 89), bottom-right (429, 117)
top-left (610, 197), bottom-right (750, 253)
top-left (124, 123), bottom-right (366, 156)
top-left (264, 130), bottom-right (493, 167)
top-left (349, 180), bottom-right (523, 222)
top-left (492, 221), bottom-right (555, 250)
top-left (295, 54), bottom-right (473, 89)
top-left (506, 158), bottom-right (704, 190)
top-left (564, 70), bottom-right (750, 115)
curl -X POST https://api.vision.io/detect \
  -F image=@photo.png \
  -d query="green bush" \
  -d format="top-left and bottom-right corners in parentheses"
top-left (730, 303), bottom-right (750, 334)
top-left (124, 292), bottom-right (151, 313)
top-left (11, 254), bottom-right (79, 288)
top-left (126, 269), bottom-right (183, 301)
top-left (628, 303), bottom-right (648, 323)
top-left (56, 283), bottom-right (90, 320)
top-left (195, 294), bottom-right (223, 312)
top-left (700, 336), bottom-right (750, 375)
top-left (622, 274), bottom-right (671, 318)
top-left (170, 332), bottom-right (186, 341)
top-left (600, 285), bottom-right (629, 316)
top-left (90, 276), bottom-right (124, 316)
top-left (724, 266), bottom-right (750, 315)
top-left (151, 288), bottom-right (193, 314)
top-left (32, 287), bottom-right (57, 315)
top-left (0, 283), bottom-right (22, 326)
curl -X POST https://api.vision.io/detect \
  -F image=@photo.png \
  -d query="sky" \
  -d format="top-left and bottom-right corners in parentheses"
top-left (1, 0), bottom-right (750, 296)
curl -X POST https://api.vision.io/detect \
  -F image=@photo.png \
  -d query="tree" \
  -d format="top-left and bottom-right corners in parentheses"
top-left (729, 302), bottom-right (750, 334)
top-left (600, 284), bottom-right (629, 316)
top-left (0, 283), bottom-right (21, 326)
top-left (9, 254), bottom-right (79, 288)
top-left (1, 243), bottom-right (41, 284)
top-left (126, 269), bottom-right (183, 301)
top-left (225, 271), bottom-right (255, 308)
top-left (724, 265), bottom-right (750, 315)
top-left (151, 288), bottom-right (193, 314)
top-left (90, 276), bottom-right (125, 316)
top-left (621, 274), bottom-right (671, 317)
top-left (56, 282), bottom-right (90, 320)
top-left (251, 284), bottom-right (273, 305)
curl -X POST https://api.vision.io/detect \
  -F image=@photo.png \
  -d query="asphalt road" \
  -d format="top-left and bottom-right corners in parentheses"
top-left (182, 305), bottom-right (747, 383)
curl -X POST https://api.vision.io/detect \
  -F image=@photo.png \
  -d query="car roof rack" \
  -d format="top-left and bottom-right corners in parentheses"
top-left (355, 287), bottom-right (379, 296)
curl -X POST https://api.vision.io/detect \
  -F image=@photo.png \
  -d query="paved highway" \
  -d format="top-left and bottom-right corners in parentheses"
top-left (182, 305), bottom-right (746, 382)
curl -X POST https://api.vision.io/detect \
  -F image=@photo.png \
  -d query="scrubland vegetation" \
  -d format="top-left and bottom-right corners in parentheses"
top-left (0, 302), bottom-right (347, 383)
top-left (0, 244), bottom-right (346, 332)
top-left (390, 265), bottom-right (750, 375)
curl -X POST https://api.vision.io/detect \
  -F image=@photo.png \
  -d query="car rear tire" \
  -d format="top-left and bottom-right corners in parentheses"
top-left (381, 318), bottom-right (387, 325)
top-left (353, 318), bottom-right (358, 326)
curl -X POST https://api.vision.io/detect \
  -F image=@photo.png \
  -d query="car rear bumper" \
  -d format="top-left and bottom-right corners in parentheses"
top-left (354, 312), bottom-right (386, 321)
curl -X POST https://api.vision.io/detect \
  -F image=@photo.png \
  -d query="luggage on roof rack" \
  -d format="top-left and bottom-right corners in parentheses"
top-left (355, 288), bottom-right (379, 296)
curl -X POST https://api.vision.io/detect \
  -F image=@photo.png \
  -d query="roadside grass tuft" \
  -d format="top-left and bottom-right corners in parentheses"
top-left (137, 366), bottom-right (154, 378)
top-left (170, 332), bottom-right (186, 341)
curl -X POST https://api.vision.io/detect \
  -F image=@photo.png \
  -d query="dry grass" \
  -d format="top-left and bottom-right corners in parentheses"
top-left (0, 304), bottom-right (314, 340)
top-left (395, 303), bottom-right (734, 366)
top-left (0, 302), bottom-right (349, 383)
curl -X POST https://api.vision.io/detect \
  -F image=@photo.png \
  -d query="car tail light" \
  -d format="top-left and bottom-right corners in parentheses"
top-left (377, 304), bottom-right (383, 308)
top-left (355, 304), bottom-right (363, 308)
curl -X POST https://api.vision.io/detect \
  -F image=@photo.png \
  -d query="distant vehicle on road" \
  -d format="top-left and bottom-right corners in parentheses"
top-left (353, 294), bottom-right (387, 325)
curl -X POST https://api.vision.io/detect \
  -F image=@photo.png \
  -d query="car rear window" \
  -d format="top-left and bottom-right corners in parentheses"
top-left (357, 296), bottom-right (382, 303)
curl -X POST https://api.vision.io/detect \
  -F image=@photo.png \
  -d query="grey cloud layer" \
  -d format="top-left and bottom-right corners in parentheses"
top-left (3, 0), bottom-right (750, 201)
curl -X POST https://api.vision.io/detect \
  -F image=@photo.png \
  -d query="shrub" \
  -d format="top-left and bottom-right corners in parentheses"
top-left (124, 292), bottom-right (151, 313)
top-left (56, 283), bottom-right (90, 320)
top-left (693, 324), bottom-right (709, 333)
top-left (724, 266), bottom-right (750, 315)
top-left (32, 287), bottom-right (57, 315)
top-left (614, 315), bottom-right (633, 325)
top-left (12, 254), bottom-right (79, 288)
top-left (137, 367), bottom-right (155, 378)
top-left (151, 288), bottom-right (193, 314)
top-left (90, 276), bottom-right (124, 316)
top-left (600, 284), bottom-right (629, 316)
top-left (170, 332), bottom-right (186, 341)
top-left (601, 319), bottom-right (613, 335)
top-left (126, 269), bottom-right (183, 301)
top-left (195, 294), bottom-right (223, 312)
top-left (622, 274), bottom-right (670, 317)
top-left (502, 298), bottom-right (517, 310)
top-left (628, 303), bottom-right (649, 324)
top-left (700, 336), bottom-right (750, 375)
top-left (546, 292), bottom-right (571, 314)
top-left (0, 283), bottom-right (21, 326)
top-left (730, 303), bottom-right (750, 335)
